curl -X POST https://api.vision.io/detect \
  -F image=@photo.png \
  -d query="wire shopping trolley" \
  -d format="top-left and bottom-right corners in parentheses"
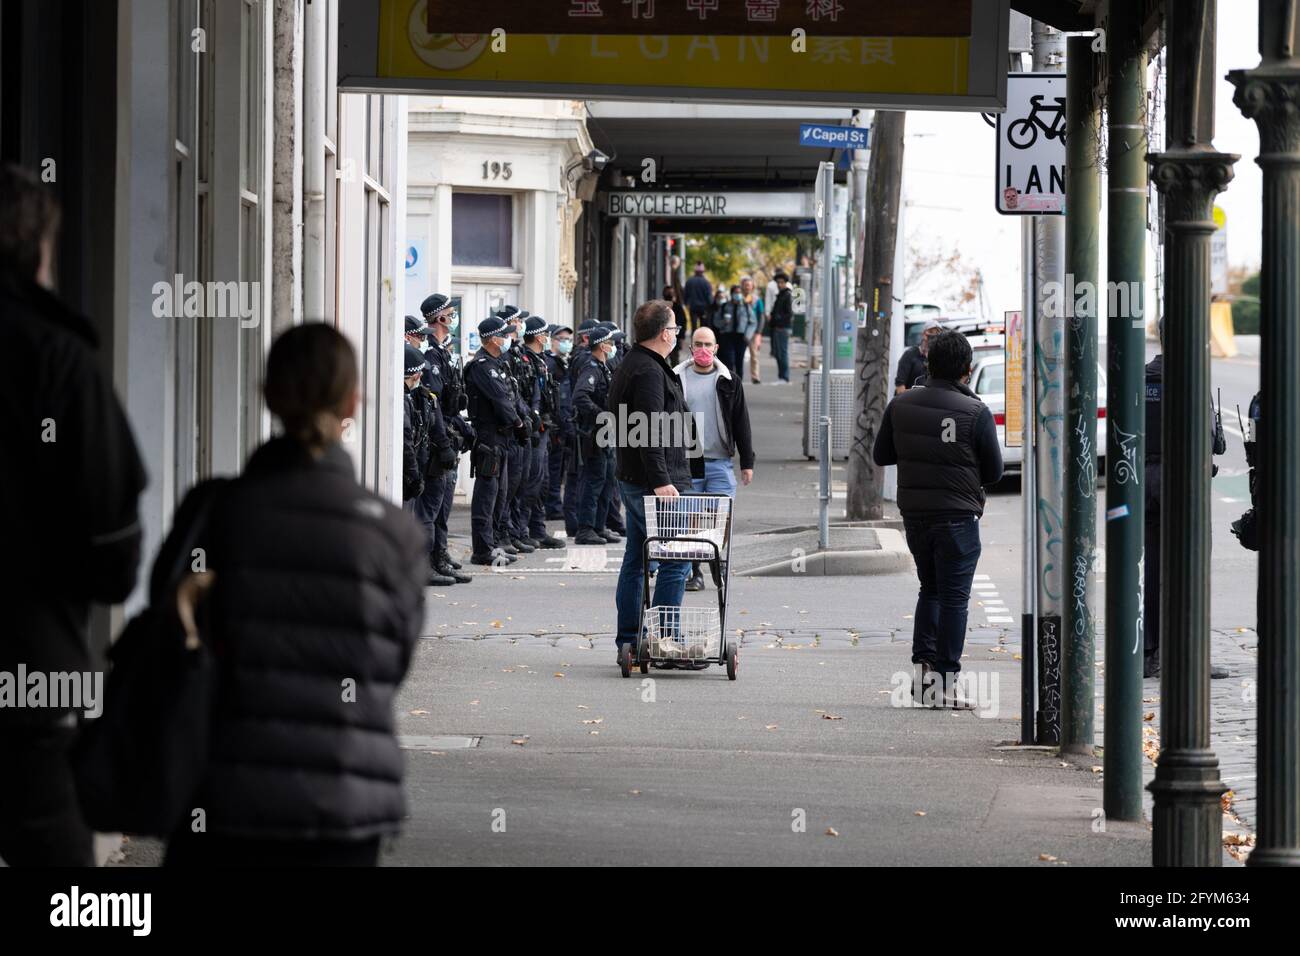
top-left (619, 493), bottom-right (737, 680)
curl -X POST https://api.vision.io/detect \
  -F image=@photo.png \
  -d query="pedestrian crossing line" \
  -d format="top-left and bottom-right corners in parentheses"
top-left (988, 616), bottom-right (1015, 624)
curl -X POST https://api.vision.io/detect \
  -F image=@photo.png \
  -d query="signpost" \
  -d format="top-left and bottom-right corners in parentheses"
top-left (996, 73), bottom-right (1067, 215)
top-left (816, 161), bottom-right (835, 552)
top-left (799, 123), bottom-right (869, 150)
top-left (340, 0), bottom-right (1012, 111)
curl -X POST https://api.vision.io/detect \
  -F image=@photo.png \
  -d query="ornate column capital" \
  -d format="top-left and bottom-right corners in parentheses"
top-left (1145, 150), bottom-right (1238, 227)
top-left (1229, 67), bottom-right (1300, 160)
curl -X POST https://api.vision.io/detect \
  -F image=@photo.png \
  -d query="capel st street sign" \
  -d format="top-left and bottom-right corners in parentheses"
top-left (799, 123), bottom-right (869, 149)
top-left (338, 0), bottom-right (1012, 111)
top-left (996, 72), bottom-right (1066, 215)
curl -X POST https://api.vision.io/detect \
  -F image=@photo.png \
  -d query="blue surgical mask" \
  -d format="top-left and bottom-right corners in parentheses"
top-left (557, 339), bottom-right (573, 355)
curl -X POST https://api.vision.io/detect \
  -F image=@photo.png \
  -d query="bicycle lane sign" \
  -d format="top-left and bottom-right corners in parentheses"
top-left (996, 73), bottom-right (1066, 215)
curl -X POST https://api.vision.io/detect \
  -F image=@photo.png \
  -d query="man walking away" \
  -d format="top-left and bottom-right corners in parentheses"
top-left (895, 319), bottom-right (941, 393)
top-left (0, 164), bottom-right (147, 865)
top-left (674, 326), bottom-right (755, 591)
top-left (872, 330), bottom-right (1003, 708)
top-left (608, 300), bottom-right (693, 664)
top-left (768, 271), bottom-right (794, 384)
top-left (683, 262), bottom-right (713, 335)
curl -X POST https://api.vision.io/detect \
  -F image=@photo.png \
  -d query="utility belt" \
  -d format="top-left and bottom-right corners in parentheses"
top-left (470, 441), bottom-right (503, 479)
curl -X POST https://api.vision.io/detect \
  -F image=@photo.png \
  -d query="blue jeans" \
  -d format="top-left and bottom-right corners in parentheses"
top-left (616, 482), bottom-right (692, 649)
top-left (691, 458), bottom-right (737, 496)
top-left (903, 514), bottom-right (982, 676)
top-left (770, 328), bottom-right (790, 381)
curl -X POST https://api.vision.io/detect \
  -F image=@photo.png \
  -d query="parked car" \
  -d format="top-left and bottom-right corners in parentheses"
top-left (903, 313), bottom-right (995, 349)
top-left (968, 340), bottom-right (1107, 475)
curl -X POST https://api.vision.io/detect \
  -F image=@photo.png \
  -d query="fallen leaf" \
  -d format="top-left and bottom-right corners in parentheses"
top-left (1038, 853), bottom-right (1057, 862)
top-left (554, 673), bottom-right (566, 678)
top-left (501, 668), bottom-right (514, 673)
top-left (581, 718), bottom-right (603, 725)
top-left (589, 730), bottom-right (600, 735)
top-left (469, 699), bottom-right (480, 705)
top-left (1221, 790), bottom-right (1235, 812)
top-left (1143, 711), bottom-right (1155, 721)
top-left (628, 790), bottom-right (640, 796)
top-left (825, 827), bottom-right (839, 837)
top-left (511, 738), bottom-right (528, 746)
top-left (821, 714), bottom-right (844, 721)
top-left (490, 621), bottom-right (504, 628)
top-left (765, 724), bottom-right (778, 731)
top-left (577, 704), bottom-right (589, 710)
top-left (914, 810), bottom-right (926, 817)
top-left (1090, 766), bottom-right (1103, 774)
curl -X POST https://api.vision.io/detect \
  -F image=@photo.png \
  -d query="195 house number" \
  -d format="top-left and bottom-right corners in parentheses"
top-left (482, 161), bottom-right (512, 181)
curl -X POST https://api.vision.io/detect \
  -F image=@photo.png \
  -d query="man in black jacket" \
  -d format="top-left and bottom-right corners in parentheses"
top-left (768, 271), bottom-right (794, 383)
top-left (683, 262), bottom-right (713, 334)
top-left (608, 300), bottom-right (693, 662)
top-left (873, 330), bottom-right (1003, 708)
top-left (0, 164), bottom-right (147, 865)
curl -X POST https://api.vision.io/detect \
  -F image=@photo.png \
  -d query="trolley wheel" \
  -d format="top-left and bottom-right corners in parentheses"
top-left (619, 643), bottom-right (632, 678)
top-left (726, 643), bottom-right (739, 680)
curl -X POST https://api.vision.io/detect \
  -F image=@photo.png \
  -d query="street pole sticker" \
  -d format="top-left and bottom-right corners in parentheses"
top-left (996, 73), bottom-right (1066, 215)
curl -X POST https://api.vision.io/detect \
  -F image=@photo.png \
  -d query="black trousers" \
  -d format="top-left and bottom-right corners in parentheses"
top-left (471, 438), bottom-right (507, 555)
top-left (0, 718), bottom-right (94, 866)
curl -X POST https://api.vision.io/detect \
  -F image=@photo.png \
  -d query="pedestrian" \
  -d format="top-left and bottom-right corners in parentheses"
top-left (573, 324), bottom-right (619, 545)
top-left (419, 293), bottom-right (475, 584)
top-left (1143, 316), bottom-right (1227, 679)
top-left (872, 330), bottom-right (1004, 708)
top-left (663, 284), bottom-right (687, 366)
top-left (521, 315), bottom-right (563, 549)
top-left (464, 316), bottom-right (524, 566)
top-left (543, 324), bottom-right (575, 525)
top-left (714, 284), bottom-right (756, 375)
top-left (0, 163), bottom-right (148, 866)
top-left (740, 276), bottom-right (765, 385)
top-left (768, 270), bottom-right (794, 384)
top-left (683, 261), bottom-right (713, 335)
top-left (674, 325), bottom-right (755, 591)
top-left (707, 285), bottom-right (727, 331)
top-left (895, 319), bottom-right (941, 393)
top-left (164, 323), bottom-right (427, 866)
top-left (608, 300), bottom-right (694, 665)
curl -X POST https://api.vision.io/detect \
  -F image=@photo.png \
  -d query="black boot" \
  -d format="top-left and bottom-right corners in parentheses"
top-left (435, 555), bottom-right (472, 584)
top-left (574, 527), bottom-right (607, 545)
top-left (440, 550), bottom-right (463, 570)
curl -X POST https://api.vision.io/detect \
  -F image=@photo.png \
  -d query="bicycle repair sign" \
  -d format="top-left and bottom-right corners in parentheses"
top-left (995, 73), bottom-right (1066, 215)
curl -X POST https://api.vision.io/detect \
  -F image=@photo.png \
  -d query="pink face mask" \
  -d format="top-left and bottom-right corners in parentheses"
top-left (692, 347), bottom-right (714, 366)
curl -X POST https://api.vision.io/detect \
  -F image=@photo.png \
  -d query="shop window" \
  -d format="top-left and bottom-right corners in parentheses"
top-left (452, 193), bottom-right (512, 268)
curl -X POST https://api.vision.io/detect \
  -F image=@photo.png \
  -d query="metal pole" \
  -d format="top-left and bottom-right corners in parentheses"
top-left (1103, 0), bottom-right (1148, 822)
top-left (1062, 35), bottom-right (1100, 753)
top-left (819, 161), bottom-right (835, 552)
top-left (1148, 0), bottom-right (1236, 868)
top-left (1021, 215), bottom-right (1038, 744)
top-left (1032, 21), bottom-right (1066, 747)
top-left (1229, 3), bottom-right (1300, 867)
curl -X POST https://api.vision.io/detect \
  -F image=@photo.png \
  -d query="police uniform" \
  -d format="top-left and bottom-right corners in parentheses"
top-left (498, 308), bottom-right (539, 551)
top-left (572, 324), bottom-right (618, 544)
top-left (543, 325), bottom-right (575, 524)
top-left (402, 343), bottom-right (430, 504)
top-left (418, 293), bottom-right (473, 582)
top-left (1142, 351), bottom-right (1227, 673)
top-left (519, 316), bottom-right (563, 548)
top-left (465, 317), bottom-right (523, 563)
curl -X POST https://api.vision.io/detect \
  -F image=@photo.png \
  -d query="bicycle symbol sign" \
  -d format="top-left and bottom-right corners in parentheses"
top-left (995, 73), bottom-right (1066, 216)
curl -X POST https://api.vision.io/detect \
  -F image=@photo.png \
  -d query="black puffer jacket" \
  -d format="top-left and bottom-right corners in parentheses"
top-left (872, 379), bottom-right (1003, 518)
top-left (192, 437), bottom-right (426, 840)
top-left (608, 344), bottom-right (693, 492)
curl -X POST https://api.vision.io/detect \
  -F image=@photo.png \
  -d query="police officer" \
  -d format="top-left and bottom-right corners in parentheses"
top-left (420, 293), bottom-right (474, 583)
top-left (572, 323), bottom-right (619, 545)
top-left (402, 343), bottom-right (430, 506)
top-left (1143, 317), bottom-right (1227, 679)
top-left (494, 306), bottom-right (539, 553)
top-left (521, 316), bottom-right (564, 549)
top-left (465, 316), bottom-right (525, 565)
top-left (544, 324), bottom-right (575, 523)
top-left (402, 335), bottom-right (457, 588)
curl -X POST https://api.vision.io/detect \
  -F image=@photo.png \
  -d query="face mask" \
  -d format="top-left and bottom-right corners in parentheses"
top-left (732, 295), bottom-right (742, 303)
top-left (692, 347), bottom-right (714, 366)
top-left (557, 339), bottom-right (573, 355)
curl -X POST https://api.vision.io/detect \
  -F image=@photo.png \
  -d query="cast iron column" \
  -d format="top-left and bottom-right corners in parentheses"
top-left (1230, 0), bottom-right (1300, 867)
top-left (1147, 0), bottom-right (1237, 867)
top-left (1061, 34), bottom-right (1100, 754)
top-left (1103, 0), bottom-right (1148, 822)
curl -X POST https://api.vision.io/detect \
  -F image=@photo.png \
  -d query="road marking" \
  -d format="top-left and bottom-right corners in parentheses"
top-left (988, 616), bottom-right (1015, 624)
